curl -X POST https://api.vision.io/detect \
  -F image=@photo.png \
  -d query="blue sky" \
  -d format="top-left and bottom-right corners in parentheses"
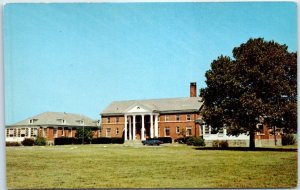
top-left (4, 2), bottom-right (297, 124)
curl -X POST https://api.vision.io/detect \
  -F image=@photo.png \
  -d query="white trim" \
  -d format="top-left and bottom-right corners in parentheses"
top-left (164, 127), bottom-right (170, 137)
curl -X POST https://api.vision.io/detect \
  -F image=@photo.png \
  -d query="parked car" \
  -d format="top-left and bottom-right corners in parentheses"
top-left (142, 139), bottom-right (163, 146)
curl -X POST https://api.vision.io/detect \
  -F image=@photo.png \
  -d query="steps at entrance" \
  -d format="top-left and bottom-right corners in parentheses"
top-left (124, 140), bottom-right (143, 146)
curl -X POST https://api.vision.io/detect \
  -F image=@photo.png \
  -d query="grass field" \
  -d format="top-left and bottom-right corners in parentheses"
top-left (6, 144), bottom-right (297, 189)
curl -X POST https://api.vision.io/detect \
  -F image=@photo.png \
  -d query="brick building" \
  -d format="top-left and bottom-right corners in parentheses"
top-left (5, 112), bottom-right (100, 144)
top-left (100, 83), bottom-right (203, 141)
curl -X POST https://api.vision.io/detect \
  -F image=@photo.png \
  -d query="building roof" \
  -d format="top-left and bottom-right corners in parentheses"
top-left (101, 97), bottom-right (204, 116)
top-left (7, 112), bottom-right (97, 128)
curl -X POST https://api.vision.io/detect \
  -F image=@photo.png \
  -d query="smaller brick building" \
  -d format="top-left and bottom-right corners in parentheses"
top-left (5, 112), bottom-right (100, 144)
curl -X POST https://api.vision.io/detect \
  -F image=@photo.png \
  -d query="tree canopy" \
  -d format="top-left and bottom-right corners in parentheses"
top-left (200, 38), bottom-right (297, 148)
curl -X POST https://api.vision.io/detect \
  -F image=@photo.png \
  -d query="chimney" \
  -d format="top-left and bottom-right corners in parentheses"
top-left (190, 82), bottom-right (197, 97)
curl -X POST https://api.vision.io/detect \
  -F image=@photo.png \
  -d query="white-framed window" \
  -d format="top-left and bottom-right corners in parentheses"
top-left (116, 117), bottom-right (119, 123)
top-left (107, 118), bottom-right (110, 123)
top-left (116, 128), bottom-right (119, 135)
top-left (165, 115), bottom-right (169, 122)
top-left (164, 127), bottom-right (170, 137)
top-left (25, 128), bottom-right (29, 137)
top-left (204, 125), bottom-right (210, 135)
top-left (7, 129), bottom-right (14, 137)
top-left (31, 128), bottom-right (38, 137)
top-left (176, 126), bottom-right (180, 134)
top-left (96, 120), bottom-right (101, 126)
top-left (106, 128), bottom-right (111, 137)
top-left (186, 114), bottom-right (191, 121)
top-left (257, 124), bottom-right (264, 135)
top-left (176, 115), bottom-right (180, 121)
top-left (218, 128), bottom-right (224, 136)
top-left (186, 127), bottom-right (192, 136)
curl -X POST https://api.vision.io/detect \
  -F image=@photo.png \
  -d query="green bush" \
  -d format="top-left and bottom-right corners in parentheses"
top-left (219, 140), bottom-right (228, 149)
top-left (212, 140), bottom-right (219, 147)
top-left (186, 137), bottom-right (205, 146)
top-left (282, 134), bottom-right (296, 145)
top-left (21, 138), bottom-right (35, 146)
top-left (34, 136), bottom-right (47, 146)
top-left (6, 142), bottom-right (21, 146)
top-left (212, 140), bottom-right (228, 149)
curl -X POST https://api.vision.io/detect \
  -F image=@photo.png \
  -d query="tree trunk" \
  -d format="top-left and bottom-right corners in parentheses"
top-left (249, 127), bottom-right (255, 149)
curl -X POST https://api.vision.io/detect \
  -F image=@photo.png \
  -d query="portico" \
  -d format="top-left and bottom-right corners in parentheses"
top-left (123, 104), bottom-right (159, 141)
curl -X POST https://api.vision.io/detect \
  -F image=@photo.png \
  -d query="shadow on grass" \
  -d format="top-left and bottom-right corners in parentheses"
top-left (194, 147), bottom-right (297, 152)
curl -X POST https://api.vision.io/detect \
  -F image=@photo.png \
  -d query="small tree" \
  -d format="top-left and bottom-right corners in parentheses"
top-left (34, 136), bottom-right (47, 146)
top-left (75, 127), bottom-right (94, 144)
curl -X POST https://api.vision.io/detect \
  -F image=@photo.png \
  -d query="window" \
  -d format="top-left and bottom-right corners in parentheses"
top-left (164, 127), bottom-right (170, 137)
top-left (205, 125), bottom-right (210, 135)
top-left (17, 128), bottom-right (21, 137)
top-left (44, 128), bottom-right (48, 138)
top-left (116, 128), bottom-right (119, 135)
top-left (25, 128), bottom-right (29, 137)
top-left (165, 115), bottom-right (169, 122)
top-left (106, 128), bottom-right (111, 137)
top-left (186, 127), bottom-right (192, 136)
top-left (186, 114), bottom-right (191, 121)
top-left (107, 118), bottom-right (110, 123)
top-left (31, 128), bottom-right (38, 137)
top-left (176, 126), bottom-right (180, 134)
top-left (257, 124), bottom-right (264, 134)
top-left (54, 128), bottom-right (57, 138)
top-left (116, 117), bottom-right (119, 123)
top-left (176, 115), bottom-right (180, 121)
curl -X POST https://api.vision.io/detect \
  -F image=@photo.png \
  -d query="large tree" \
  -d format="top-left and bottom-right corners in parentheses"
top-left (200, 38), bottom-right (297, 148)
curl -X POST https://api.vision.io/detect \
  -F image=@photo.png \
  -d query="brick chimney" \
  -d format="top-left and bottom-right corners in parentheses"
top-left (190, 82), bottom-right (197, 97)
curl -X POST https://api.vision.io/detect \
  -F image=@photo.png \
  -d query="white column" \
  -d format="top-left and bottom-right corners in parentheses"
top-left (150, 114), bottom-right (154, 138)
top-left (124, 115), bottom-right (128, 141)
top-left (28, 128), bottom-right (31, 138)
top-left (154, 114), bottom-right (158, 137)
top-left (133, 115), bottom-right (136, 140)
top-left (202, 125), bottom-right (205, 135)
top-left (129, 116), bottom-right (132, 140)
top-left (141, 114), bottom-right (145, 140)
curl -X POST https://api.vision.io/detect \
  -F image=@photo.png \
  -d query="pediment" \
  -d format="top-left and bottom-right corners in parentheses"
top-left (124, 103), bottom-right (152, 114)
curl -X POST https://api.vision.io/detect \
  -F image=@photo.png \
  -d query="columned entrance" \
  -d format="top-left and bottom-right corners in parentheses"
top-left (124, 113), bottom-right (159, 141)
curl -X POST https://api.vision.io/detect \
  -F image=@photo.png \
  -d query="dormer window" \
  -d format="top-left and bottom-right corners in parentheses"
top-left (28, 119), bottom-right (38, 124)
top-left (97, 120), bottom-right (101, 126)
top-left (57, 119), bottom-right (66, 124)
top-left (77, 120), bottom-right (84, 125)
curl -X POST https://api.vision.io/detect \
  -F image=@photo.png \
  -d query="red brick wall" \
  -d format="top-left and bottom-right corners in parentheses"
top-left (101, 112), bottom-right (201, 140)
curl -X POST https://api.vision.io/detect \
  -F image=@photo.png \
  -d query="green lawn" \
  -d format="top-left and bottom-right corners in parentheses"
top-left (6, 144), bottom-right (297, 189)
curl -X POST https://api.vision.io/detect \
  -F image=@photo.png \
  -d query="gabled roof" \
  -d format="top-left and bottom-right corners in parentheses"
top-left (7, 112), bottom-right (97, 127)
top-left (101, 97), bottom-right (204, 116)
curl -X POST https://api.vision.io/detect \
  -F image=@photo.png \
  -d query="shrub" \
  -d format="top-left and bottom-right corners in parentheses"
top-left (212, 140), bottom-right (219, 147)
top-left (212, 140), bottom-right (228, 149)
top-left (54, 137), bottom-right (75, 145)
top-left (186, 137), bottom-right (205, 146)
top-left (21, 138), bottom-right (35, 146)
top-left (282, 134), bottom-right (296, 145)
top-left (192, 137), bottom-right (205, 146)
top-left (219, 140), bottom-right (228, 149)
top-left (6, 142), bottom-right (21, 146)
top-left (175, 137), bottom-right (188, 144)
top-left (34, 136), bottom-right (47, 146)
top-left (91, 137), bottom-right (124, 144)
